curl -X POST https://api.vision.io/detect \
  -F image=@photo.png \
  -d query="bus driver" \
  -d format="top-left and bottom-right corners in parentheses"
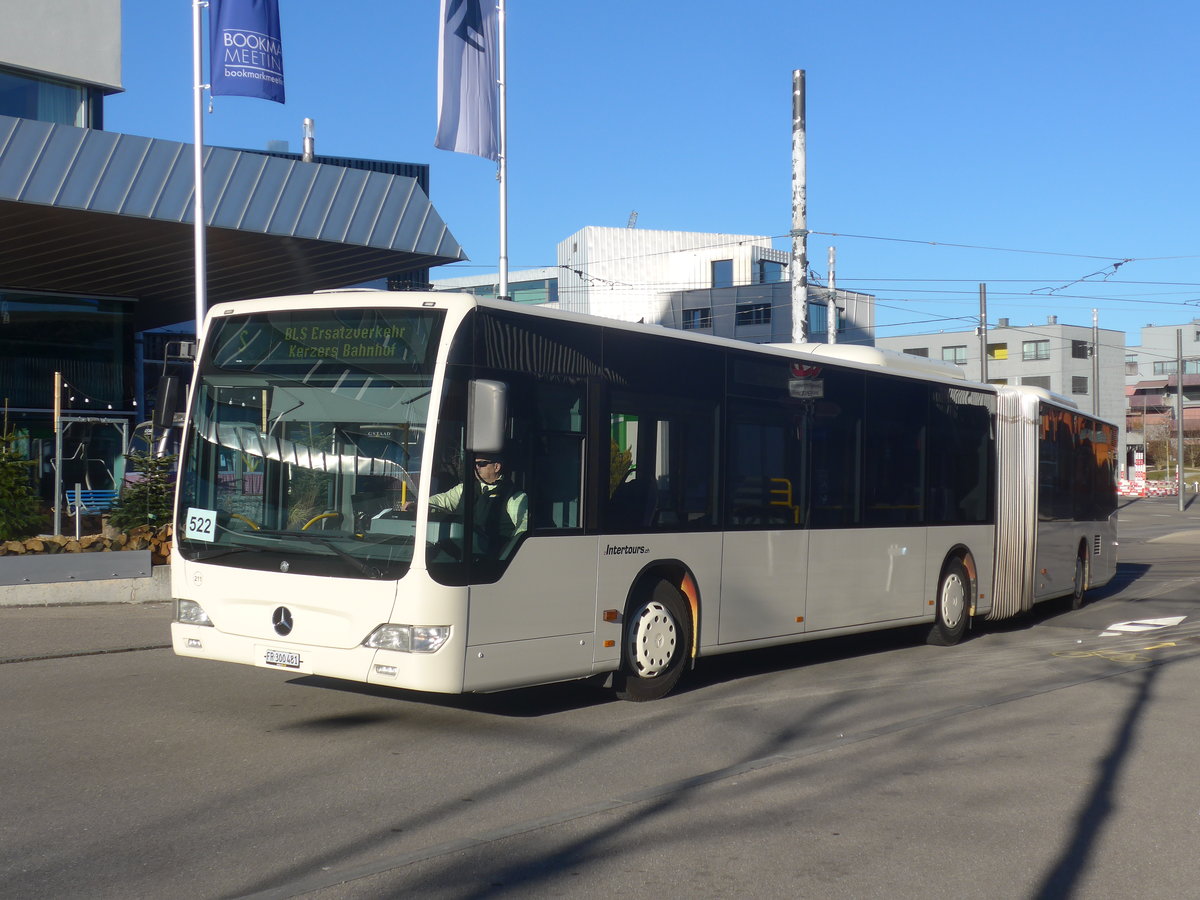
top-left (404, 455), bottom-right (529, 555)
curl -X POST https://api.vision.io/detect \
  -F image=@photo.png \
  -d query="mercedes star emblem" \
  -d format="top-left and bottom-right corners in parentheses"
top-left (272, 607), bottom-right (294, 637)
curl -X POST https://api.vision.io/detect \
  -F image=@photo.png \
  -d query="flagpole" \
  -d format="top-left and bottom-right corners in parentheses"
top-left (192, 0), bottom-right (208, 342)
top-left (497, 0), bottom-right (509, 301)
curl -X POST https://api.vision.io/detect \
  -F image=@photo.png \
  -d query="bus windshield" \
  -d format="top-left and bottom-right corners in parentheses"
top-left (176, 307), bottom-right (444, 580)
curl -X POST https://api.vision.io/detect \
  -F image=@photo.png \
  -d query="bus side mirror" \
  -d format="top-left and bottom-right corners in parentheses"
top-left (153, 375), bottom-right (181, 430)
top-left (467, 379), bottom-right (507, 454)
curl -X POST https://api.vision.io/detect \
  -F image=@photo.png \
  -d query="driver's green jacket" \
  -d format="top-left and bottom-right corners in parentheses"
top-left (427, 478), bottom-right (529, 535)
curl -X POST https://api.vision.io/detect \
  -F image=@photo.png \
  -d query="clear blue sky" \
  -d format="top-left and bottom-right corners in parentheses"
top-left (106, 0), bottom-right (1200, 347)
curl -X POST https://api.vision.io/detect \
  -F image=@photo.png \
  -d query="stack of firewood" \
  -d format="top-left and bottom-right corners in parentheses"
top-left (0, 524), bottom-right (173, 565)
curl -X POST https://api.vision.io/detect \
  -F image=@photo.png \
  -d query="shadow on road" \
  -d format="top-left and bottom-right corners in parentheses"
top-left (1033, 659), bottom-right (1160, 898)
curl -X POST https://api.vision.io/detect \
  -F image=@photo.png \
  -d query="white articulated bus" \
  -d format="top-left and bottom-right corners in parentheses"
top-left (170, 292), bottom-right (1117, 701)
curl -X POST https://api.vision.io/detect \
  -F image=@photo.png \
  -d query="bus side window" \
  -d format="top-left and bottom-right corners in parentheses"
top-left (532, 434), bottom-right (582, 529)
top-left (864, 378), bottom-right (926, 526)
top-left (608, 406), bottom-right (715, 532)
top-left (808, 369), bottom-right (863, 528)
top-left (725, 412), bottom-right (800, 528)
top-left (531, 383), bottom-right (585, 530)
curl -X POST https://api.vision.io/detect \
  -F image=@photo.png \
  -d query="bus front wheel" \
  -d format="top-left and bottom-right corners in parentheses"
top-left (927, 558), bottom-right (970, 646)
top-left (614, 580), bottom-right (691, 702)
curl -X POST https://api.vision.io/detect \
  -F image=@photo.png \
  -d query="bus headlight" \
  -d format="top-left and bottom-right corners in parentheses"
top-left (175, 599), bottom-right (213, 626)
top-left (364, 624), bottom-right (450, 654)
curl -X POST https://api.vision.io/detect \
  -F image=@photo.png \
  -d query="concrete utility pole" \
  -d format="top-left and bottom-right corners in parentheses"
top-left (1092, 309), bottom-right (1100, 416)
top-left (827, 246), bottom-right (837, 344)
top-left (790, 69), bottom-right (808, 344)
top-left (978, 284), bottom-right (988, 383)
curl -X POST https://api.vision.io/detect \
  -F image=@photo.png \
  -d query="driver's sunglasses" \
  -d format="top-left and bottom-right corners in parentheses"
top-left (474, 459), bottom-right (497, 468)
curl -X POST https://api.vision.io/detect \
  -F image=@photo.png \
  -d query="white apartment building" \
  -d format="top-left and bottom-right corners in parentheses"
top-left (433, 225), bottom-right (875, 344)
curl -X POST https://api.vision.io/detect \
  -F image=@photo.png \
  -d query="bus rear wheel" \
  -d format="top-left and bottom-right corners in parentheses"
top-left (927, 558), bottom-right (970, 646)
top-left (1070, 551), bottom-right (1088, 610)
top-left (614, 580), bottom-right (691, 702)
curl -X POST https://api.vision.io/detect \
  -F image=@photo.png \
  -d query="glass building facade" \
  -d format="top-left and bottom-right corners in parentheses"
top-left (0, 65), bottom-right (101, 128)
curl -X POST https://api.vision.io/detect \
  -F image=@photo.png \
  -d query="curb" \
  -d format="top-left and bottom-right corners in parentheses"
top-left (0, 565), bottom-right (172, 608)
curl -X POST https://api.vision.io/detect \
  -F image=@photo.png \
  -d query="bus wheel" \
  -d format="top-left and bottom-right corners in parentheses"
top-left (927, 558), bottom-right (970, 646)
top-left (1070, 551), bottom-right (1088, 610)
top-left (614, 580), bottom-right (691, 702)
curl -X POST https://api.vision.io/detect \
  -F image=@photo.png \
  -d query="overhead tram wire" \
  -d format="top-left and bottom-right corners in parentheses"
top-left (448, 227), bottom-right (1200, 338)
top-left (456, 226), bottom-right (1200, 284)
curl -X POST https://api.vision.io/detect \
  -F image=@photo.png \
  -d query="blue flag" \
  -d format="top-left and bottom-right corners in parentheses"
top-left (210, 0), bottom-right (286, 104)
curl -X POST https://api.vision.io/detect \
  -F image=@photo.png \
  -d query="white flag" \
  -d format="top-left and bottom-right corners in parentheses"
top-left (436, 0), bottom-right (499, 161)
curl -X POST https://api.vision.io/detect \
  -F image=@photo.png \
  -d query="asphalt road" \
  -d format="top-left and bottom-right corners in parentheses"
top-left (2, 496), bottom-right (1199, 899)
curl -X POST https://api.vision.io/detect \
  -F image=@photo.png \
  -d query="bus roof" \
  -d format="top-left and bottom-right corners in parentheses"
top-left (207, 291), bottom-right (984, 389)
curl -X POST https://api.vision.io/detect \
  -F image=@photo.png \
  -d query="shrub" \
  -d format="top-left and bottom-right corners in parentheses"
top-left (108, 452), bottom-right (177, 530)
top-left (0, 431), bottom-right (44, 541)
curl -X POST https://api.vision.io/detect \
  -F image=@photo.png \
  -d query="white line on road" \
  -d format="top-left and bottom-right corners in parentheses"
top-left (1100, 616), bottom-right (1186, 637)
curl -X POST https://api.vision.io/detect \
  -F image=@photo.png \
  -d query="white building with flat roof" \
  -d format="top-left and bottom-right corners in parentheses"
top-left (434, 225), bottom-right (875, 344)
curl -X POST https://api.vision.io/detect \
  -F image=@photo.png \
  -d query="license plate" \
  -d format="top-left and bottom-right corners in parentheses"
top-left (263, 648), bottom-right (302, 669)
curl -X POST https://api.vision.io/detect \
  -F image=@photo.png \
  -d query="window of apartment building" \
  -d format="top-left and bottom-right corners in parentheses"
top-left (1071, 340), bottom-right (1090, 359)
top-left (987, 378), bottom-right (1009, 385)
top-left (1153, 359), bottom-right (1200, 376)
top-left (903, 347), bottom-right (929, 358)
top-left (1022, 339), bottom-right (1050, 361)
top-left (711, 259), bottom-right (733, 289)
top-left (0, 67), bottom-right (92, 127)
top-left (808, 303), bottom-right (828, 339)
top-left (682, 308), bottom-right (713, 330)
top-left (1022, 375), bottom-right (1052, 389)
top-left (1072, 376), bottom-right (1088, 394)
top-left (735, 303), bottom-right (772, 326)
top-left (754, 259), bottom-right (785, 284)
top-left (1125, 354), bottom-right (1139, 376)
top-left (806, 303), bottom-right (844, 338)
top-left (941, 345), bottom-right (968, 365)
top-left (987, 343), bottom-right (1008, 360)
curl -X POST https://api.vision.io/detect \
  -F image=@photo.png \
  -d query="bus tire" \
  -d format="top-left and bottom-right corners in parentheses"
top-left (1070, 548), bottom-right (1088, 610)
top-left (927, 558), bottom-right (970, 646)
top-left (614, 579), bottom-right (691, 702)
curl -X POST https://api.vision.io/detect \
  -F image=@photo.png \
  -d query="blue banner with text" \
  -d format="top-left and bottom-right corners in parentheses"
top-left (209, 0), bottom-right (285, 104)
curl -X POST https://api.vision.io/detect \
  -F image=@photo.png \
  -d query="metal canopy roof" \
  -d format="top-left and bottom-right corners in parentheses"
top-left (0, 115), bottom-right (466, 330)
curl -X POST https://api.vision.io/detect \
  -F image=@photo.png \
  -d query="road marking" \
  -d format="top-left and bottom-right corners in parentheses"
top-left (1142, 642), bottom-right (1178, 650)
top-left (1054, 649), bottom-right (1151, 663)
top-left (1100, 616), bottom-right (1186, 637)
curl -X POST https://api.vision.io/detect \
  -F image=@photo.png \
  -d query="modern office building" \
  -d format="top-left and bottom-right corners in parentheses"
top-left (0, 0), bottom-right (464, 508)
top-left (434, 225), bottom-right (876, 345)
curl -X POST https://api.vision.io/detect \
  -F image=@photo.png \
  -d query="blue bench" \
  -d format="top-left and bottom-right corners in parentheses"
top-left (66, 488), bottom-right (120, 516)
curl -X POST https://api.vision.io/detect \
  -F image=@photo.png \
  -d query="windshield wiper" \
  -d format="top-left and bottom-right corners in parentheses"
top-left (186, 545), bottom-right (263, 562)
